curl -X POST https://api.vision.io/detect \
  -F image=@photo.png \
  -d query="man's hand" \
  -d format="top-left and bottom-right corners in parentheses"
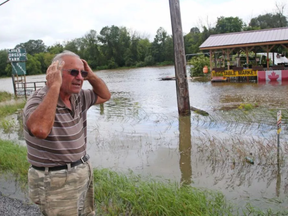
top-left (46, 60), bottom-right (65, 88)
top-left (81, 59), bottom-right (111, 104)
top-left (81, 59), bottom-right (94, 80)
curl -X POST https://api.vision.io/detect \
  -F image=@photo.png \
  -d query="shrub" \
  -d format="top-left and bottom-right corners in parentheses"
top-left (188, 55), bottom-right (210, 77)
top-left (144, 55), bottom-right (155, 66)
top-left (136, 61), bottom-right (146, 67)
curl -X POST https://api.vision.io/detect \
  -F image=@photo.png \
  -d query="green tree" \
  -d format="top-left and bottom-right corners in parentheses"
top-left (63, 39), bottom-right (79, 54)
top-left (126, 32), bottom-right (140, 66)
top-left (215, 16), bottom-right (244, 33)
top-left (138, 38), bottom-right (150, 63)
top-left (47, 43), bottom-right (64, 54)
top-left (98, 25), bottom-right (131, 68)
top-left (188, 55), bottom-right (210, 77)
top-left (184, 27), bottom-right (202, 55)
top-left (4, 64), bottom-right (12, 77)
top-left (26, 54), bottom-right (41, 75)
top-left (15, 39), bottom-right (47, 55)
top-left (248, 13), bottom-right (288, 29)
top-left (81, 30), bottom-right (104, 69)
top-left (151, 27), bottom-right (170, 63)
top-left (0, 50), bottom-right (8, 77)
top-left (163, 36), bottom-right (174, 63)
top-left (34, 52), bottom-right (54, 73)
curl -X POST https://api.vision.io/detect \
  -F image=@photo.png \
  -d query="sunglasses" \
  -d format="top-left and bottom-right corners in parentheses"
top-left (62, 69), bottom-right (88, 78)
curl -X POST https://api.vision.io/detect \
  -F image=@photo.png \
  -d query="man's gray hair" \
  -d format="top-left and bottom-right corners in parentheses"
top-left (52, 50), bottom-right (80, 63)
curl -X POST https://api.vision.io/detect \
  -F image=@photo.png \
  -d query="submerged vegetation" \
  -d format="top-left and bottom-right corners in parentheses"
top-left (0, 91), bottom-right (13, 102)
top-left (238, 102), bottom-right (258, 111)
top-left (1, 139), bottom-right (287, 215)
top-left (0, 91), bottom-right (25, 134)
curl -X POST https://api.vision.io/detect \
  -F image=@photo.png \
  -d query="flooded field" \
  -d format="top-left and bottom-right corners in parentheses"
top-left (1, 66), bottom-right (288, 213)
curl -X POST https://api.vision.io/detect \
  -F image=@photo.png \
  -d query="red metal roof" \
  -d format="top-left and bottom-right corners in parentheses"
top-left (200, 27), bottom-right (288, 50)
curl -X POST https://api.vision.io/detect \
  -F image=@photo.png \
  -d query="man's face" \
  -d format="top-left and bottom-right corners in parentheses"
top-left (60, 56), bottom-right (85, 95)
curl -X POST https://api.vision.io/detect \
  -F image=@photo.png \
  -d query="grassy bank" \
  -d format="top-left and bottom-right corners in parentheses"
top-left (0, 139), bottom-right (287, 215)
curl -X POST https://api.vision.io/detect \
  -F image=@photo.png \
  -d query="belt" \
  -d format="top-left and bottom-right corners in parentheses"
top-left (31, 155), bottom-right (90, 172)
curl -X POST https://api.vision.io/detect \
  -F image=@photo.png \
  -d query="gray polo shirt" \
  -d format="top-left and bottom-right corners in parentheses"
top-left (23, 86), bottom-right (97, 167)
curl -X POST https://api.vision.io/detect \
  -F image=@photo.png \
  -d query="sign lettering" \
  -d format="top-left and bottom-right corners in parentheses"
top-left (212, 69), bottom-right (258, 77)
top-left (8, 48), bottom-right (27, 62)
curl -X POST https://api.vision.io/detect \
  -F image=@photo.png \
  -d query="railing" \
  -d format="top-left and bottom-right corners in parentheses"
top-left (12, 76), bottom-right (46, 99)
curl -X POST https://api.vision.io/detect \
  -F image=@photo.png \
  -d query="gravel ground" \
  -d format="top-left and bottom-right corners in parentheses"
top-left (0, 192), bottom-right (41, 216)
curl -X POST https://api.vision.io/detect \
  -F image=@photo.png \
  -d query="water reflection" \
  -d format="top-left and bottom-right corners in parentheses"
top-left (179, 116), bottom-right (192, 186)
top-left (276, 161), bottom-right (281, 197)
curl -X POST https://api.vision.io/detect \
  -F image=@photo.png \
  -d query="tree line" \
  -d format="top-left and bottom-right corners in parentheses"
top-left (0, 5), bottom-right (287, 77)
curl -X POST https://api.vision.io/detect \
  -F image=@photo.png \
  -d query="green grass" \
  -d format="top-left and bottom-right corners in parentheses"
top-left (0, 102), bottom-right (25, 118)
top-left (0, 91), bottom-right (25, 119)
top-left (0, 102), bottom-right (25, 133)
top-left (238, 103), bottom-right (255, 111)
top-left (0, 139), bottom-right (30, 184)
top-left (94, 169), bottom-right (234, 215)
top-left (0, 91), bottom-right (13, 102)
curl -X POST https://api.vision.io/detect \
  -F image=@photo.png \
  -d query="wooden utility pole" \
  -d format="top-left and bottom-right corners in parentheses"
top-left (169, 0), bottom-right (190, 116)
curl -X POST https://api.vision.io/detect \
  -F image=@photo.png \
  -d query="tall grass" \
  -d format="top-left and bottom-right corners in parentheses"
top-left (0, 139), bottom-right (29, 184)
top-left (0, 91), bottom-right (13, 102)
top-left (0, 91), bottom-right (25, 133)
top-left (94, 169), bottom-right (234, 215)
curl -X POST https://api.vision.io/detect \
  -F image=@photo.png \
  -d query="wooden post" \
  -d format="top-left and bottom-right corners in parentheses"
top-left (169, 0), bottom-right (190, 116)
top-left (210, 50), bottom-right (213, 79)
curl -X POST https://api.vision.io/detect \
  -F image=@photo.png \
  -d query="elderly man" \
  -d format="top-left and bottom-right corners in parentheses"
top-left (23, 50), bottom-right (111, 216)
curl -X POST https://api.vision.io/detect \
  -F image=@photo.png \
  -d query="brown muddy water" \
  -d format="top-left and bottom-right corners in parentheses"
top-left (1, 66), bottom-right (288, 213)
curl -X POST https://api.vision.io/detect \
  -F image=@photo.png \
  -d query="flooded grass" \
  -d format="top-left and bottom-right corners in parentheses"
top-left (0, 139), bottom-right (29, 185)
top-left (0, 91), bottom-right (25, 136)
top-left (94, 169), bottom-right (235, 215)
top-left (194, 134), bottom-right (288, 165)
top-left (207, 105), bottom-right (288, 128)
top-left (0, 102), bottom-right (25, 118)
top-left (0, 91), bottom-right (13, 102)
top-left (2, 139), bottom-right (287, 215)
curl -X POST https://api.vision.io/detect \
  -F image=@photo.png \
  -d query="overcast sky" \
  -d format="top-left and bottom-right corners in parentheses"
top-left (0, 0), bottom-right (287, 50)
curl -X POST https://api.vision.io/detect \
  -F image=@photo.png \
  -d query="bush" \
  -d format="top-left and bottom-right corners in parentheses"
top-left (108, 58), bottom-right (118, 69)
top-left (96, 65), bottom-right (109, 70)
top-left (157, 61), bottom-right (174, 66)
top-left (136, 61), bottom-right (146, 67)
top-left (144, 55), bottom-right (155, 66)
top-left (188, 55), bottom-right (210, 77)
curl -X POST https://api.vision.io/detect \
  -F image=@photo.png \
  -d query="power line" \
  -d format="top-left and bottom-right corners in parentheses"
top-left (0, 0), bottom-right (10, 7)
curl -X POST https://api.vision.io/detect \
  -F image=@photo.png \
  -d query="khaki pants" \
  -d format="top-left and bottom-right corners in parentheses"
top-left (28, 161), bottom-right (95, 216)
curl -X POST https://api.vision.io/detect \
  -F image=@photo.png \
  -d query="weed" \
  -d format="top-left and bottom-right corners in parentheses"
top-left (0, 91), bottom-right (13, 102)
top-left (1, 118), bottom-right (16, 133)
top-left (238, 103), bottom-right (254, 111)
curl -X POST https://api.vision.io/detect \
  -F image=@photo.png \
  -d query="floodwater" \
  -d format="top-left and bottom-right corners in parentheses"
top-left (1, 66), bottom-right (288, 213)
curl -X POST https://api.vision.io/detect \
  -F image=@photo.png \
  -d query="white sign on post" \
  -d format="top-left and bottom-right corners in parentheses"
top-left (277, 110), bottom-right (281, 134)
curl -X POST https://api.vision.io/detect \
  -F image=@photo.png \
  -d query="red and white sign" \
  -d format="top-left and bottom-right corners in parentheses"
top-left (258, 70), bottom-right (288, 83)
